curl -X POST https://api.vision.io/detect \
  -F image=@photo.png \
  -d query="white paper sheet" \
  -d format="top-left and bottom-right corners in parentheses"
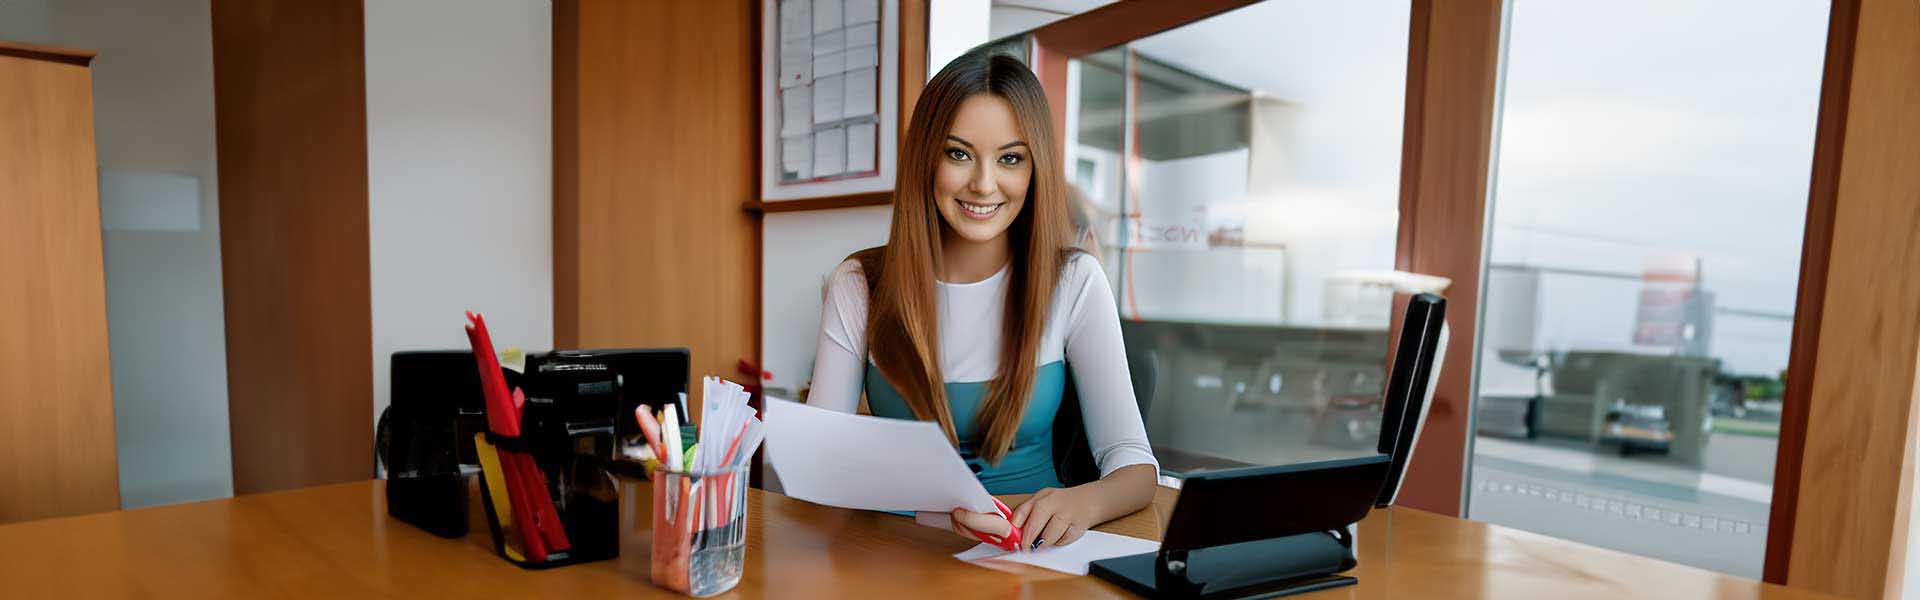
top-left (812, 73), bottom-right (844, 124)
top-left (843, 68), bottom-right (876, 118)
top-left (781, 135), bottom-right (812, 180)
top-left (779, 40), bottom-right (812, 88)
top-left (846, 121), bottom-right (876, 172)
top-left (764, 397), bottom-right (997, 514)
top-left (812, 29), bottom-right (845, 56)
top-left (845, 22), bottom-right (878, 47)
top-left (843, 43), bottom-right (878, 71)
top-left (954, 531), bottom-right (1162, 576)
top-left (812, 50), bottom-right (846, 78)
top-left (813, 126), bottom-right (847, 177)
top-left (779, 0), bottom-right (811, 41)
top-left (845, 0), bottom-right (879, 24)
top-left (813, 0), bottom-right (843, 33)
top-left (780, 88), bottom-right (812, 136)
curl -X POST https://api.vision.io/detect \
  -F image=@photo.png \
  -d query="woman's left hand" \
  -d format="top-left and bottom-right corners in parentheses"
top-left (1011, 487), bottom-right (1098, 548)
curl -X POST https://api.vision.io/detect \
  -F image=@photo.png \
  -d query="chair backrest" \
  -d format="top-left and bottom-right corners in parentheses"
top-left (1052, 348), bottom-right (1157, 487)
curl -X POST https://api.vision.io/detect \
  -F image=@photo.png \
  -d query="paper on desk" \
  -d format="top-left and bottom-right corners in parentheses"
top-left (955, 531), bottom-right (1161, 576)
top-left (764, 397), bottom-right (998, 514)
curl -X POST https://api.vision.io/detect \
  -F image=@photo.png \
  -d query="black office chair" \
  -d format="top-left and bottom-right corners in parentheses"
top-left (1052, 348), bottom-right (1157, 487)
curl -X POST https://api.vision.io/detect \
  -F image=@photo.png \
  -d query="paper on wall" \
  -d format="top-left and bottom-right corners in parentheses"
top-left (781, 135), bottom-right (812, 180)
top-left (813, 126), bottom-right (847, 177)
top-left (813, 50), bottom-right (846, 78)
top-left (780, 40), bottom-right (812, 88)
top-left (843, 68), bottom-right (876, 118)
top-left (779, 0), bottom-right (811, 42)
top-left (781, 87), bottom-right (812, 137)
top-left (845, 0), bottom-right (879, 25)
top-left (846, 122), bottom-right (876, 173)
top-left (845, 21), bottom-right (878, 47)
top-left (843, 43), bottom-right (878, 72)
top-left (813, 73), bottom-right (845, 124)
top-left (764, 397), bottom-right (997, 514)
top-left (812, 28), bottom-right (845, 56)
top-left (813, 0), bottom-right (843, 33)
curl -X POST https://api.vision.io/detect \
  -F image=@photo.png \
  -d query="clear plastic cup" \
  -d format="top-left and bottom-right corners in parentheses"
top-left (649, 465), bottom-right (749, 597)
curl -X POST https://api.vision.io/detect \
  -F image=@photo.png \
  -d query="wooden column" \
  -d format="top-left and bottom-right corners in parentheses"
top-left (212, 0), bottom-right (374, 494)
top-left (1780, 0), bottom-right (1920, 596)
top-left (553, 0), bottom-right (759, 414)
top-left (1390, 0), bottom-right (1504, 516)
top-left (0, 41), bottom-right (121, 522)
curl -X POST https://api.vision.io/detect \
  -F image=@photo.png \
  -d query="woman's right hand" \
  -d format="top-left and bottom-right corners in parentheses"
top-left (950, 507), bottom-right (1013, 544)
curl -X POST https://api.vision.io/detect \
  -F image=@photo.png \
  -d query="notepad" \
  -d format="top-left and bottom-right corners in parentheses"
top-left (955, 531), bottom-right (1161, 576)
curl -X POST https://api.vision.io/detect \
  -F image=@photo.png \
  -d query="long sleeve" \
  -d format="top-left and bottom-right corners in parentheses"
top-left (807, 260), bottom-right (868, 413)
top-left (1060, 256), bottom-right (1160, 478)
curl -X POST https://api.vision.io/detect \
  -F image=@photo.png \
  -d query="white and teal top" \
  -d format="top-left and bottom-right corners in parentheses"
top-left (808, 252), bottom-right (1158, 494)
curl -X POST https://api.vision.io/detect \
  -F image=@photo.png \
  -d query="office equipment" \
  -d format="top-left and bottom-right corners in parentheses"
top-left (465, 312), bottom-right (637, 569)
top-left (0, 41), bottom-right (120, 524)
top-left (764, 397), bottom-right (999, 515)
top-left (377, 350), bottom-right (495, 538)
top-left (1090, 294), bottom-right (1447, 599)
top-left (529, 347), bottom-right (692, 431)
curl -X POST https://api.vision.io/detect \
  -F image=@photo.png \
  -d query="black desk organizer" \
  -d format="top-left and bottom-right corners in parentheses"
top-left (474, 364), bottom-right (624, 569)
top-left (1092, 293), bottom-right (1446, 599)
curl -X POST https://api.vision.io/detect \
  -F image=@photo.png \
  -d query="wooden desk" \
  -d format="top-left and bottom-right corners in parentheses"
top-left (0, 480), bottom-right (1830, 599)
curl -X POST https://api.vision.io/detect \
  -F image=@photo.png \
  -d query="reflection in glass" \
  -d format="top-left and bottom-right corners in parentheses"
top-left (1466, 0), bottom-right (1827, 578)
top-left (1062, 0), bottom-right (1413, 475)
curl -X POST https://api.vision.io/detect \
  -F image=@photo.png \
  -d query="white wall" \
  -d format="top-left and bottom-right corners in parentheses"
top-left (760, 206), bottom-right (892, 397)
top-left (927, 0), bottom-right (990, 77)
top-left (365, 0), bottom-right (553, 425)
top-left (1, 0), bottom-right (238, 509)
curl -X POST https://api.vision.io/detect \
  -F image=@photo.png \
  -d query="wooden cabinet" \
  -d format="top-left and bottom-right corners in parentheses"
top-left (0, 41), bottom-right (120, 523)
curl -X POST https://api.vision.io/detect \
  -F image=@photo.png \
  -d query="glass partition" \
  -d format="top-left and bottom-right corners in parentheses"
top-left (1059, 0), bottom-right (1415, 474)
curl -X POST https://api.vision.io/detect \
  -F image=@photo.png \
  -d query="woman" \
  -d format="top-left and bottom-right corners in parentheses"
top-left (807, 48), bottom-right (1157, 549)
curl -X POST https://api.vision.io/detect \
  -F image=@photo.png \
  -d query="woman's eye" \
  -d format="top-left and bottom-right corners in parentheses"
top-left (946, 148), bottom-right (971, 162)
top-left (998, 153), bottom-right (1024, 166)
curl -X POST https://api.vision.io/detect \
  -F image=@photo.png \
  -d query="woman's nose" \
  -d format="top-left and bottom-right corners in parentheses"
top-left (968, 162), bottom-right (994, 195)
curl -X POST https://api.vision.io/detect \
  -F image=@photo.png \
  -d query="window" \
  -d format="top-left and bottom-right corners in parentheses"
top-left (1466, 0), bottom-right (1829, 578)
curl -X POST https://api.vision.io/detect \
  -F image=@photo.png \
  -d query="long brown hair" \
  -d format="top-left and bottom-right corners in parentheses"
top-left (853, 50), bottom-right (1072, 464)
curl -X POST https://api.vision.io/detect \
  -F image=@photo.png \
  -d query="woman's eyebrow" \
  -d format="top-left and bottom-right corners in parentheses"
top-left (946, 135), bottom-right (1028, 151)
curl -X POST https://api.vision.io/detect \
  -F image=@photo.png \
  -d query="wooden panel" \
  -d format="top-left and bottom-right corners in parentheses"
top-left (553, 0), bottom-right (582, 349)
top-left (1763, 0), bottom-right (1856, 585)
top-left (1390, 0), bottom-right (1504, 516)
top-left (553, 0), bottom-right (758, 413)
top-left (211, 0), bottom-right (373, 495)
top-left (0, 40), bottom-right (96, 66)
top-left (0, 480), bottom-right (1840, 599)
top-left (743, 193), bottom-right (891, 214)
top-left (0, 49), bottom-right (120, 522)
top-left (1026, 0), bottom-right (1258, 57)
top-left (1783, 0), bottom-right (1920, 595)
top-left (899, 0), bottom-right (927, 126)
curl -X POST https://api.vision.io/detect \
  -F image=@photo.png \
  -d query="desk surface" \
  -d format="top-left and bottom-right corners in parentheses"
top-left (0, 480), bottom-right (1829, 599)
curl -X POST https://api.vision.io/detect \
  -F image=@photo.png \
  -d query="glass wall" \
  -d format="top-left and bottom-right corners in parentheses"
top-left (1061, 0), bottom-right (1415, 474)
top-left (1466, 0), bottom-right (1828, 578)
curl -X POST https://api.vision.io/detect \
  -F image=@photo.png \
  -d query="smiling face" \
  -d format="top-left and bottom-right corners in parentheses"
top-left (933, 94), bottom-right (1033, 245)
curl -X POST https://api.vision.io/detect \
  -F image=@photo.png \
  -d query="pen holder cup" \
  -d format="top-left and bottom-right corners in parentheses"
top-left (473, 432), bottom-right (622, 569)
top-left (649, 465), bottom-right (750, 597)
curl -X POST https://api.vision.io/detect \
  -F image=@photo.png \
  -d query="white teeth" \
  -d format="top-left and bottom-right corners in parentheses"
top-left (961, 201), bottom-right (1000, 215)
